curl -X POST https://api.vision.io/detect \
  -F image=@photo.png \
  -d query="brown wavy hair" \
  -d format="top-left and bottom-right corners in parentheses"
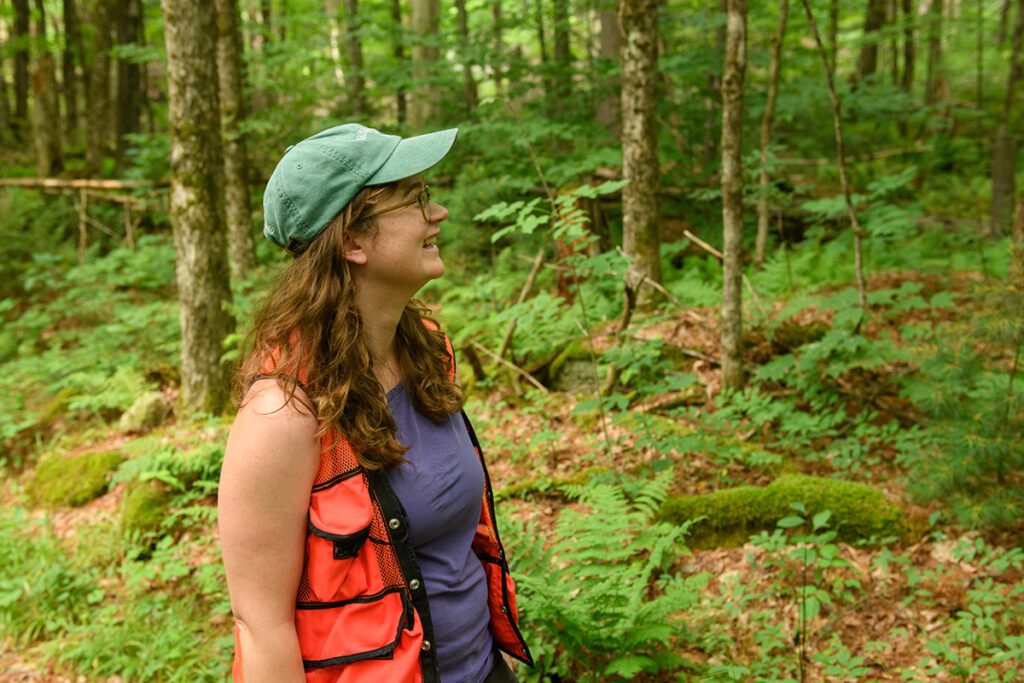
top-left (235, 183), bottom-right (464, 470)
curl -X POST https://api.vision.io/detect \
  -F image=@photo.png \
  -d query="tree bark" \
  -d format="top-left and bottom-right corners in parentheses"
top-left (999, 0), bottom-right (1012, 46)
top-left (454, 0), bottom-right (479, 114)
top-left (703, 0), bottom-right (726, 166)
top-left (343, 0), bottom-right (366, 116)
top-left (595, 0), bottom-right (621, 135)
top-left (161, 0), bottom-right (236, 414)
top-left (889, 0), bottom-right (899, 85)
top-left (0, 46), bottom-right (10, 146)
top-left (62, 0), bottom-right (83, 142)
top-left (535, 0), bottom-right (551, 98)
top-left (13, 0), bottom-right (30, 139)
top-left (216, 0), bottom-right (257, 279)
top-left (392, 0), bottom-right (406, 125)
top-left (856, 0), bottom-right (888, 81)
top-left (720, 0), bottom-right (747, 391)
top-left (925, 0), bottom-right (948, 104)
top-left (31, 0), bottom-right (63, 176)
top-left (901, 0), bottom-right (915, 92)
top-left (991, 0), bottom-right (1024, 234)
top-left (553, 0), bottom-right (573, 102)
top-left (85, 0), bottom-right (114, 175)
top-left (250, 0), bottom-right (272, 110)
top-left (114, 0), bottom-right (143, 168)
top-left (325, 0), bottom-right (346, 93)
top-left (409, 0), bottom-right (439, 131)
top-left (755, 0), bottom-right (787, 269)
top-left (620, 0), bottom-right (663, 306)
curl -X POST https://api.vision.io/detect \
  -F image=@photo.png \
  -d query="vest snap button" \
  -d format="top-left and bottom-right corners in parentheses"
top-left (409, 579), bottom-right (421, 590)
top-left (500, 606), bottom-right (507, 614)
top-left (388, 518), bottom-right (400, 530)
top-left (421, 640), bottom-right (432, 652)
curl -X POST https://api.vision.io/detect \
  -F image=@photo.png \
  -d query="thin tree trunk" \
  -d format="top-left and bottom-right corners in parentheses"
top-left (889, 0), bottom-right (900, 85)
top-left (1012, 195), bottom-right (1024, 284)
top-left (13, 0), bottom-right (30, 139)
top-left (925, 0), bottom-right (948, 104)
top-left (409, 0), bottom-right (439, 131)
top-left (454, 0), bottom-right (478, 114)
top-left (62, 0), bottom-right (82, 142)
top-left (999, 0), bottom-right (1012, 46)
top-left (828, 0), bottom-right (838, 75)
top-left (85, 0), bottom-right (113, 175)
top-left (31, 0), bottom-right (63, 175)
top-left (595, 0), bottom-right (621, 135)
top-left (856, 0), bottom-right (888, 81)
top-left (755, 0), bottom-right (787, 269)
top-left (216, 0), bottom-right (257, 279)
top-left (721, 0), bottom-right (747, 391)
top-left (325, 0), bottom-right (346, 92)
top-left (976, 0), bottom-right (983, 110)
top-left (535, 0), bottom-right (551, 98)
top-left (991, 0), bottom-right (1024, 234)
top-left (161, 0), bottom-right (235, 414)
top-left (114, 0), bottom-right (143, 169)
top-left (343, 0), bottom-right (366, 116)
top-left (250, 0), bottom-right (272, 110)
top-left (901, 0), bottom-right (915, 92)
top-left (800, 0), bottom-right (869, 312)
top-left (491, 0), bottom-right (505, 94)
top-left (620, 0), bottom-right (663, 306)
top-left (0, 46), bottom-right (10, 146)
top-left (392, 0), bottom-right (406, 125)
top-left (553, 0), bottom-right (572, 102)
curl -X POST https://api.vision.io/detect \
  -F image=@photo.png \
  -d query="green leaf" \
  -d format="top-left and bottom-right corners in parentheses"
top-left (777, 516), bottom-right (805, 528)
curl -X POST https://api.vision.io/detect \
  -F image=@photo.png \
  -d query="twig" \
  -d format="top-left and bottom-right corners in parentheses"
top-left (681, 230), bottom-right (760, 303)
top-left (469, 341), bottom-right (548, 393)
top-left (497, 248), bottom-right (545, 360)
top-left (0, 177), bottom-right (166, 189)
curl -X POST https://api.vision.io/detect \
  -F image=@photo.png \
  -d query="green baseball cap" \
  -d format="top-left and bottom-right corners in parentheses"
top-left (263, 123), bottom-right (458, 250)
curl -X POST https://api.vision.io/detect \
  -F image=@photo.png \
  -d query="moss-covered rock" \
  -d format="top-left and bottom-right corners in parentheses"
top-left (659, 473), bottom-right (914, 548)
top-left (548, 340), bottom-right (600, 394)
top-left (119, 391), bottom-right (172, 434)
top-left (120, 481), bottom-right (174, 536)
top-left (29, 450), bottom-right (123, 508)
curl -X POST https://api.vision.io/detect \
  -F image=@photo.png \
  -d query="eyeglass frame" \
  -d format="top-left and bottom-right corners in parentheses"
top-left (360, 185), bottom-right (432, 223)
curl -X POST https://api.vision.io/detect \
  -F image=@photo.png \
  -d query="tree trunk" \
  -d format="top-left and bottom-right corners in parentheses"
top-left (343, 0), bottom-right (366, 116)
top-left (595, 0), bottom-right (621, 135)
top-left (553, 0), bottom-right (572, 102)
top-left (392, 0), bottom-right (406, 125)
top-left (991, 0), bottom-right (1024, 234)
top-left (755, 0), bottom-right (787, 269)
top-left (535, 0), bottom-right (551, 98)
top-left (925, 0), bottom-right (948, 104)
top-left (13, 0), bottom-right (30, 139)
top-left (325, 0), bottom-right (346, 93)
top-left (0, 47), bottom-right (10, 146)
top-left (62, 0), bottom-right (83, 143)
top-left (491, 0), bottom-right (505, 94)
top-left (161, 0), bottom-right (236, 414)
top-left (114, 0), bottom-right (143, 168)
top-left (250, 0), bottom-right (272, 110)
top-left (999, 0), bottom-right (1012, 46)
top-left (828, 0), bottom-right (838, 75)
top-left (31, 0), bottom-right (63, 176)
top-left (721, 0), bottom-right (747, 391)
top-left (620, 0), bottom-right (662, 306)
top-left (216, 0), bottom-right (257, 279)
top-left (409, 0), bottom-right (439, 131)
top-left (1012, 195), bottom-right (1024, 284)
top-left (856, 0), bottom-right (888, 81)
top-left (85, 0), bottom-right (113, 175)
top-left (901, 0), bottom-right (915, 92)
top-left (454, 0), bottom-right (478, 114)
top-left (889, 0), bottom-right (900, 85)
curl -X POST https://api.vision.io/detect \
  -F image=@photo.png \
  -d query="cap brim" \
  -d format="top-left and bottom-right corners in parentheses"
top-left (365, 128), bottom-right (458, 185)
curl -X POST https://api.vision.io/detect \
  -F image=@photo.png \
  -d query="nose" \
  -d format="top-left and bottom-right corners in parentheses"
top-left (429, 201), bottom-right (448, 223)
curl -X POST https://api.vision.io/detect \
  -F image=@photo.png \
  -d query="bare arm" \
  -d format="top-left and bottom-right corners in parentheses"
top-left (219, 381), bottom-right (320, 683)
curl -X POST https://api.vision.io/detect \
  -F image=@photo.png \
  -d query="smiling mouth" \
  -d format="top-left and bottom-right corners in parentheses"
top-left (423, 236), bottom-right (438, 248)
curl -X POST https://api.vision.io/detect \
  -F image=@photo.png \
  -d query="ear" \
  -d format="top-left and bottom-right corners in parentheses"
top-left (342, 234), bottom-right (368, 266)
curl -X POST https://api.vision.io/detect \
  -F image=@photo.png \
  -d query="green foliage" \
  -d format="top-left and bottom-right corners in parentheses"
top-left (504, 472), bottom-right (708, 681)
top-left (120, 481), bottom-right (174, 536)
top-left (28, 450), bottom-right (123, 508)
top-left (659, 474), bottom-right (911, 548)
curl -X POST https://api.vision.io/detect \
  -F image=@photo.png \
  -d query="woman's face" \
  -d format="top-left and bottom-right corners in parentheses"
top-left (343, 174), bottom-right (448, 296)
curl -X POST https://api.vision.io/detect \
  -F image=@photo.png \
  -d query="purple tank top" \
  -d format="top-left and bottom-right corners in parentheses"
top-left (385, 382), bottom-right (495, 683)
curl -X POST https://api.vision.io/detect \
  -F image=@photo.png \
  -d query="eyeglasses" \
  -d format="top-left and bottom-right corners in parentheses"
top-left (361, 185), bottom-right (432, 222)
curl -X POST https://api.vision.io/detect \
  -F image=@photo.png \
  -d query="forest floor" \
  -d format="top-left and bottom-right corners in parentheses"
top-left (2, 270), bottom-right (1022, 682)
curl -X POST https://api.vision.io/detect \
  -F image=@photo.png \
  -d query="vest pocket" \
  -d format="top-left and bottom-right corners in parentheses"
top-left (306, 475), bottom-right (380, 602)
top-left (296, 588), bottom-right (418, 669)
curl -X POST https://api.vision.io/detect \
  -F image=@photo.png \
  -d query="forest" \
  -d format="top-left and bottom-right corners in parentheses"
top-left (1, 0), bottom-right (1023, 680)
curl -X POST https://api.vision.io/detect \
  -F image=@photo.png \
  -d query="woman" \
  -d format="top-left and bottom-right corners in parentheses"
top-left (218, 124), bottom-right (532, 683)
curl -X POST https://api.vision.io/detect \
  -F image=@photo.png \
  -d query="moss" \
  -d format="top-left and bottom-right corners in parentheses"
top-left (40, 386), bottom-right (78, 425)
top-left (29, 450), bottom-right (123, 508)
top-left (659, 473), bottom-right (912, 548)
top-left (547, 339), bottom-right (593, 382)
top-left (495, 467), bottom-right (607, 501)
top-left (120, 481), bottom-right (174, 536)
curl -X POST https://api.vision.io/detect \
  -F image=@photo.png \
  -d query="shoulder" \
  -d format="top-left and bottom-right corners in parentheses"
top-left (223, 379), bottom-right (320, 487)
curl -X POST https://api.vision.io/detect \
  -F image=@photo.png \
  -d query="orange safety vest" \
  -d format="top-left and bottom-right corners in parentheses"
top-left (232, 335), bottom-right (533, 682)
